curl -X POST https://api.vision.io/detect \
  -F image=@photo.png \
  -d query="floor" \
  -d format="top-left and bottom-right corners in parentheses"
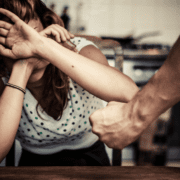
top-left (122, 160), bottom-right (180, 167)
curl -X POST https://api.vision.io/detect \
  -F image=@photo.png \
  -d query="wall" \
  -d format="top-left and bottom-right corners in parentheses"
top-left (43, 0), bottom-right (180, 45)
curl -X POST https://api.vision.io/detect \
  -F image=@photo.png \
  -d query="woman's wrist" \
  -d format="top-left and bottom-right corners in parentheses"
top-left (34, 37), bottom-right (61, 63)
top-left (10, 61), bottom-right (33, 88)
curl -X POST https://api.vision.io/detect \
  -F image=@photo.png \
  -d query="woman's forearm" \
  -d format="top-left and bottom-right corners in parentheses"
top-left (0, 63), bottom-right (32, 163)
top-left (36, 38), bottom-right (139, 102)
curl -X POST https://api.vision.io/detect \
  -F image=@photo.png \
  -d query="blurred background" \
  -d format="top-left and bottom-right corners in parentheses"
top-left (42, 0), bottom-right (179, 45)
top-left (1, 0), bottom-right (180, 167)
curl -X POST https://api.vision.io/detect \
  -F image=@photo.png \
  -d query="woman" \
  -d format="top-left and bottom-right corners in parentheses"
top-left (0, 0), bottom-right (139, 166)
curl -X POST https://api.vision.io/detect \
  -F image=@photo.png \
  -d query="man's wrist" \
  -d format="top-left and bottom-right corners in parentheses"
top-left (129, 82), bottom-right (164, 134)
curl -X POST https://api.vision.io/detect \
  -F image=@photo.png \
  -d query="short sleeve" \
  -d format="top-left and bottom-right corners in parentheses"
top-left (70, 37), bottom-right (98, 52)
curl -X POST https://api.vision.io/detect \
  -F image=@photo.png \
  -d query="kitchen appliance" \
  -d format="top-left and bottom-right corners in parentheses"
top-left (101, 31), bottom-right (161, 49)
top-left (101, 32), bottom-right (171, 85)
top-left (123, 43), bottom-right (170, 86)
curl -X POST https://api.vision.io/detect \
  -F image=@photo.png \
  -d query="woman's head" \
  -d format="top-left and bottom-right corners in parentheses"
top-left (0, 0), bottom-right (76, 72)
top-left (0, 1), bottom-right (47, 75)
top-left (0, 0), bottom-right (64, 27)
top-left (0, 0), bottom-right (73, 120)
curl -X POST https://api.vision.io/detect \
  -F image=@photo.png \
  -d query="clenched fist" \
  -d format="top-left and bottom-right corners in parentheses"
top-left (89, 101), bottom-right (145, 150)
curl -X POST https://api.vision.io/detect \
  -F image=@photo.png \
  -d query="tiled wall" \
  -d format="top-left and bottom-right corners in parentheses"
top-left (43, 0), bottom-right (180, 45)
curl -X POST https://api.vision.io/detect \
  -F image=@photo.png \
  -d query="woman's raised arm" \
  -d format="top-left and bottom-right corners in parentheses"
top-left (0, 8), bottom-right (139, 103)
top-left (34, 36), bottom-right (139, 102)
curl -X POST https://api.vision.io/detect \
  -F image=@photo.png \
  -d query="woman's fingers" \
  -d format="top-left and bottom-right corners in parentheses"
top-left (0, 36), bottom-right (6, 45)
top-left (40, 28), bottom-right (61, 42)
top-left (0, 8), bottom-right (20, 23)
top-left (69, 33), bottom-right (74, 38)
top-left (40, 25), bottom-right (75, 43)
top-left (52, 24), bottom-right (75, 40)
top-left (0, 44), bottom-right (15, 59)
top-left (60, 27), bottom-right (71, 40)
top-left (54, 26), bottom-right (67, 41)
top-left (60, 27), bottom-right (75, 40)
top-left (0, 20), bottom-right (12, 30)
top-left (49, 29), bottom-right (61, 42)
top-left (0, 28), bottom-right (8, 36)
top-left (53, 25), bottom-right (69, 41)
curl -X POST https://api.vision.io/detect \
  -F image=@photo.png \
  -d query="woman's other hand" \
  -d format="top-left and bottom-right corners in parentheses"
top-left (14, 57), bottom-right (49, 72)
top-left (39, 24), bottom-right (74, 43)
top-left (0, 8), bottom-right (42, 59)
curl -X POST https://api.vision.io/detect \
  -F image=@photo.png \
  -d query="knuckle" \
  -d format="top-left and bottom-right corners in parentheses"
top-left (89, 119), bottom-right (93, 126)
top-left (64, 29), bottom-right (68, 33)
top-left (55, 24), bottom-right (60, 28)
top-left (91, 127), bottom-right (101, 137)
top-left (89, 113), bottom-right (94, 121)
top-left (89, 115), bottom-right (98, 125)
top-left (54, 31), bottom-right (59, 35)
top-left (91, 127), bottom-right (97, 134)
top-left (91, 128), bottom-right (95, 134)
top-left (50, 24), bottom-right (55, 27)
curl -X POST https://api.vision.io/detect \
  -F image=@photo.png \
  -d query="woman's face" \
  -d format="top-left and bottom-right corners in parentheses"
top-left (28, 16), bottom-right (44, 32)
top-left (3, 16), bottom-right (50, 74)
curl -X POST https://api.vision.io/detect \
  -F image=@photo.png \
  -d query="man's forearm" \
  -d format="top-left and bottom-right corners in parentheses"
top-left (131, 36), bottom-right (180, 128)
top-left (89, 36), bottom-right (180, 150)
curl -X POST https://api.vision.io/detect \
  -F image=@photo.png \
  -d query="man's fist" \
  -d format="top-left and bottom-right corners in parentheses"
top-left (89, 101), bottom-right (143, 149)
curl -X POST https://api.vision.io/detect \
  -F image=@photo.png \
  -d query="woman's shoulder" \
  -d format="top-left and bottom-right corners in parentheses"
top-left (70, 37), bottom-right (98, 52)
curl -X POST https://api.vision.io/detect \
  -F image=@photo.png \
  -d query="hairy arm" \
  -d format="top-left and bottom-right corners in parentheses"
top-left (131, 36), bottom-right (180, 124)
top-left (89, 36), bottom-right (180, 149)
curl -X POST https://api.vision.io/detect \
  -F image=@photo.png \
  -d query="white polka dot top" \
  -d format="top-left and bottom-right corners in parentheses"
top-left (2, 37), bottom-right (105, 155)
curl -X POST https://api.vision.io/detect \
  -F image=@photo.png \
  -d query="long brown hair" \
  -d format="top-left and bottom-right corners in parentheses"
top-left (0, 0), bottom-right (76, 120)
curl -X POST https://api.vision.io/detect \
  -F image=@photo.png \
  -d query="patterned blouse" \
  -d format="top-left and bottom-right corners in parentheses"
top-left (2, 37), bottom-right (105, 155)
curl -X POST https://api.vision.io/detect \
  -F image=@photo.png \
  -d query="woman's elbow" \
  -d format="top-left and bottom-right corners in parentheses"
top-left (125, 84), bottom-right (139, 102)
top-left (119, 81), bottom-right (139, 103)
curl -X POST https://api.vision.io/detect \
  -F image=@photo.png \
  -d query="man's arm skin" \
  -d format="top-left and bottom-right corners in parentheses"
top-left (89, 36), bottom-right (180, 149)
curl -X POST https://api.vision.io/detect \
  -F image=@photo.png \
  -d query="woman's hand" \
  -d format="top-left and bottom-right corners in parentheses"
top-left (0, 8), bottom-right (75, 59)
top-left (0, 8), bottom-right (43, 59)
top-left (39, 24), bottom-right (74, 43)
